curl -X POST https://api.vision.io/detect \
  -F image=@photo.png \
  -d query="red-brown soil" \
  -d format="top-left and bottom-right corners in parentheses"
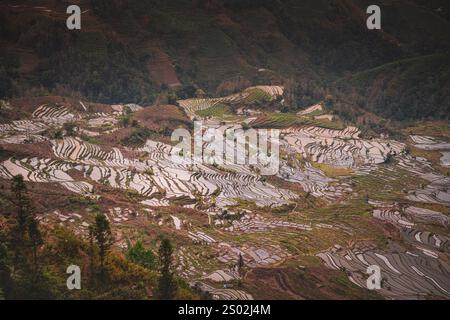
top-left (134, 105), bottom-right (191, 131)
top-left (0, 141), bottom-right (54, 159)
top-left (8, 95), bottom-right (112, 116)
top-left (146, 47), bottom-right (181, 87)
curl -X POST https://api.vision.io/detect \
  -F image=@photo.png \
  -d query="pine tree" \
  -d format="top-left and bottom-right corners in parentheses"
top-left (7, 175), bottom-right (45, 296)
top-left (237, 253), bottom-right (245, 278)
top-left (156, 238), bottom-right (177, 300)
top-left (27, 217), bottom-right (43, 271)
top-left (10, 175), bottom-right (34, 269)
top-left (11, 175), bottom-right (30, 242)
top-left (89, 213), bottom-right (113, 272)
top-left (88, 226), bottom-right (96, 285)
top-left (126, 240), bottom-right (156, 270)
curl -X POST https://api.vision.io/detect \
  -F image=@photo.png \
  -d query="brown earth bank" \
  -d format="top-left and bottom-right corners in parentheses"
top-left (0, 141), bottom-right (54, 159)
top-left (145, 47), bottom-right (181, 87)
top-left (0, 178), bottom-right (76, 214)
top-left (133, 104), bottom-right (192, 131)
top-left (245, 264), bottom-right (383, 300)
top-left (5, 95), bottom-right (113, 118)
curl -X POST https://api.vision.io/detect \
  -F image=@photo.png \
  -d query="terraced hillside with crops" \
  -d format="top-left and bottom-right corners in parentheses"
top-left (1, 84), bottom-right (449, 300)
top-left (0, 0), bottom-right (449, 303)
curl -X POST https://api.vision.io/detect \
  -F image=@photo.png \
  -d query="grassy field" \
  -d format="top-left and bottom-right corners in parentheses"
top-left (408, 146), bottom-right (450, 176)
top-left (195, 103), bottom-right (232, 118)
top-left (352, 165), bottom-right (427, 202)
top-left (310, 162), bottom-right (353, 178)
top-left (251, 112), bottom-right (344, 129)
top-left (402, 121), bottom-right (450, 140)
top-left (243, 88), bottom-right (272, 104)
top-left (251, 113), bottom-right (313, 128)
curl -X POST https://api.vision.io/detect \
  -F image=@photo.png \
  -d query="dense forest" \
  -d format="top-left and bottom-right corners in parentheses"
top-left (0, 0), bottom-right (449, 120)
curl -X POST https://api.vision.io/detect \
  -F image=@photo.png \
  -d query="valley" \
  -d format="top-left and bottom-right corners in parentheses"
top-left (0, 0), bottom-right (449, 302)
top-left (1, 85), bottom-right (449, 300)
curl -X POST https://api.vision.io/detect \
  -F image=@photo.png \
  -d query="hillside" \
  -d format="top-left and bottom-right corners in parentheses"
top-left (0, 0), bottom-right (449, 120)
top-left (0, 0), bottom-right (450, 302)
top-left (1, 85), bottom-right (450, 299)
top-left (334, 53), bottom-right (450, 120)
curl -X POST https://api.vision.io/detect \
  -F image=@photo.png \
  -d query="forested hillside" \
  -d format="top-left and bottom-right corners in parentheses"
top-left (0, 0), bottom-right (449, 120)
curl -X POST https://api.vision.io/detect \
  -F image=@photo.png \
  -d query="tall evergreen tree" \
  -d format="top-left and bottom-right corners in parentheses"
top-left (27, 217), bottom-right (43, 271)
top-left (7, 175), bottom-right (45, 297)
top-left (89, 213), bottom-right (113, 272)
top-left (156, 238), bottom-right (177, 300)
top-left (11, 175), bottom-right (30, 242)
top-left (237, 253), bottom-right (245, 279)
top-left (10, 174), bottom-right (35, 270)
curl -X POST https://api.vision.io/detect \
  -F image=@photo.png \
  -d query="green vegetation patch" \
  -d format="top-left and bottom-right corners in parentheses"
top-left (196, 103), bottom-right (232, 118)
top-left (120, 128), bottom-right (155, 147)
top-left (252, 113), bottom-right (313, 128)
top-left (243, 88), bottom-right (272, 104)
top-left (311, 162), bottom-right (353, 178)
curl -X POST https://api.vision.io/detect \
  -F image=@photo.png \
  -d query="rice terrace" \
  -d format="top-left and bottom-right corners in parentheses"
top-left (0, 0), bottom-right (449, 306)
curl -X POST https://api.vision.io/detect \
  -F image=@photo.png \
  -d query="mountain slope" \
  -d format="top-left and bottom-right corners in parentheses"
top-left (0, 0), bottom-right (449, 119)
top-left (334, 53), bottom-right (450, 120)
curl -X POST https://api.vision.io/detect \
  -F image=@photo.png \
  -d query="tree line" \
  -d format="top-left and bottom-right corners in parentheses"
top-left (0, 175), bottom-right (196, 300)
